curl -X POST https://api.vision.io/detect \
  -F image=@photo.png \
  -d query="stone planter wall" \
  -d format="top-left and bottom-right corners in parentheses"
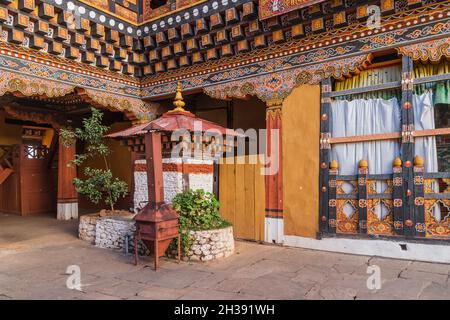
top-left (79, 214), bottom-right (100, 244)
top-left (79, 214), bottom-right (149, 256)
top-left (95, 217), bottom-right (149, 256)
top-left (80, 215), bottom-right (235, 262)
top-left (187, 226), bottom-right (234, 262)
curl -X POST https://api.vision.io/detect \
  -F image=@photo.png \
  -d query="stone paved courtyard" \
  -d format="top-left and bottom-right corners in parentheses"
top-left (1, 213), bottom-right (450, 300)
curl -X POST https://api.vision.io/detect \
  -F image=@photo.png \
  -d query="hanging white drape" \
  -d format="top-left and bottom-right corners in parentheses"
top-left (413, 90), bottom-right (438, 173)
top-left (331, 98), bottom-right (401, 220)
top-left (330, 98), bottom-right (401, 176)
top-left (413, 90), bottom-right (440, 220)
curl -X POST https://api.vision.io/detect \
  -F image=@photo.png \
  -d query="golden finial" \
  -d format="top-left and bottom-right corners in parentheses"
top-left (414, 155), bottom-right (424, 167)
top-left (393, 157), bottom-right (402, 167)
top-left (169, 82), bottom-right (186, 112)
top-left (330, 160), bottom-right (339, 170)
top-left (359, 159), bottom-right (368, 169)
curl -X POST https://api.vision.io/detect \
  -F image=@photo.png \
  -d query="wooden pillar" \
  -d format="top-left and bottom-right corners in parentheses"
top-left (413, 155), bottom-right (426, 237)
top-left (328, 160), bottom-right (338, 234)
top-left (319, 79), bottom-right (332, 234)
top-left (135, 131), bottom-right (179, 271)
top-left (265, 99), bottom-right (283, 243)
top-left (393, 157), bottom-right (404, 235)
top-left (145, 131), bottom-right (164, 205)
top-left (129, 150), bottom-right (138, 210)
top-left (357, 160), bottom-right (369, 234)
top-left (401, 55), bottom-right (416, 237)
top-left (57, 135), bottom-right (78, 220)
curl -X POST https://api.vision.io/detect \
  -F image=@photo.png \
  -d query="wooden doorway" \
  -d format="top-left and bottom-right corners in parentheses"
top-left (218, 155), bottom-right (265, 241)
top-left (0, 144), bottom-right (56, 215)
top-left (20, 144), bottom-right (55, 215)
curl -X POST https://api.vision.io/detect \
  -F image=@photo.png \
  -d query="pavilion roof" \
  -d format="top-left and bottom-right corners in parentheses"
top-left (106, 83), bottom-right (242, 138)
top-left (106, 121), bottom-right (151, 138)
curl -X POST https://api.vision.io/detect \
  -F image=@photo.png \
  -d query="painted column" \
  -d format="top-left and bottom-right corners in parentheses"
top-left (413, 155), bottom-right (426, 237)
top-left (357, 160), bottom-right (369, 234)
top-left (264, 99), bottom-right (284, 244)
top-left (400, 55), bottom-right (416, 237)
top-left (393, 157), bottom-right (404, 235)
top-left (319, 79), bottom-right (332, 234)
top-left (57, 136), bottom-right (78, 220)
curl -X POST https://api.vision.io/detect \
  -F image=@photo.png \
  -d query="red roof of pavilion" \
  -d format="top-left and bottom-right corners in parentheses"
top-left (106, 121), bottom-right (151, 138)
top-left (107, 82), bottom-right (243, 139)
top-left (107, 110), bottom-right (243, 138)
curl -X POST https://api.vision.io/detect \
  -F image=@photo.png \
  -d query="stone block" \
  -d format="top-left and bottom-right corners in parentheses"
top-left (186, 227), bottom-right (234, 262)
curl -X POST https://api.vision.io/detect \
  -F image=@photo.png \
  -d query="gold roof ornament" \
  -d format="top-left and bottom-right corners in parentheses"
top-left (414, 155), bottom-right (424, 167)
top-left (169, 82), bottom-right (187, 113)
top-left (393, 157), bottom-right (402, 167)
top-left (330, 160), bottom-right (339, 170)
top-left (359, 159), bottom-right (368, 169)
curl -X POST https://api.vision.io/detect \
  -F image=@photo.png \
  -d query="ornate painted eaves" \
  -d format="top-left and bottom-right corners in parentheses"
top-left (397, 37), bottom-right (450, 63)
top-left (203, 54), bottom-right (372, 101)
top-left (81, 88), bottom-right (158, 121)
top-left (0, 70), bottom-right (75, 98)
top-left (3, 105), bottom-right (63, 129)
top-left (0, 70), bottom-right (158, 121)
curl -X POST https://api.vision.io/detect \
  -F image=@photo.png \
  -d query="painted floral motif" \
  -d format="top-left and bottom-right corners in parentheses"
top-left (0, 70), bottom-right (75, 97)
top-left (397, 37), bottom-right (450, 62)
top-left (0, 70), bottom-right (157, 120)
top-left (425, 199), bottom-right (450, 239)
top-left (367, 199), bottom-right (394, 236)
top-left (336, 200), bottom-right (358, 234)
top-left (203, 54), bottom-right (371, 101)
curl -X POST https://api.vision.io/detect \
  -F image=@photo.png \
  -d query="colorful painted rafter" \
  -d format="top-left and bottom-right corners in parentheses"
top-left (0, 70), bottom-right (158, 121)
top-left (203, 54), bottom-right (372, 101)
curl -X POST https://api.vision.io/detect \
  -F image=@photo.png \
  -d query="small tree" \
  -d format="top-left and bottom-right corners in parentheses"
top-left (60, 108), bottom-right (128, 211)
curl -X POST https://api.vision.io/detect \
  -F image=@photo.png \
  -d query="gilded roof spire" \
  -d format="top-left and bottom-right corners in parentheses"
top-left (170, 82), bottom-right (186, 112)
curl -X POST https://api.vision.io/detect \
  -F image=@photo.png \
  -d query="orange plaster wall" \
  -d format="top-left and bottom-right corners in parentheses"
top-left (282, 85), bottom-right (321, 239)
top-left (41, 128), bottom-right (54, 148)
top-left (108, 122), bottom-right (133, 188)
top-left (0, 110), bottom-right (22, 146)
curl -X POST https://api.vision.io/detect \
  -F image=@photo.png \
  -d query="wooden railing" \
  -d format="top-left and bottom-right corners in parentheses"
top-left (322, 156), bottom-right (450, 240)
top-left (319, 56), bottom-right (450, 241)
top-left (23, 145), bottom-right (49, 160)
top-left (0, 145), bottom-right (16, 170)
top-left (0, 145), bottom-right (16, 185)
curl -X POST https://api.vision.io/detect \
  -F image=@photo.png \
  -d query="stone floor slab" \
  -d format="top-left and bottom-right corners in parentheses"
top-left (400, 269), bottom-right (449, 284)
top-left (1, 214), bottom-right (450, 300)
top-left (240, 273), bottom-right (309, 300)
top-left (418, 282), bottom-right (450, 300)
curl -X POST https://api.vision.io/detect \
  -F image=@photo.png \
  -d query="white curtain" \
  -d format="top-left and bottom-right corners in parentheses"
top-left (331, 98), bottom-right (401, 220)
top-left (330, 98), bottom-right (401, 176)
top-left (413, 91), bottom-right (438, 173)
top-left (330, 93), bottom-right (440, 221)
top-left (413, 90), bottom-right (440, 220)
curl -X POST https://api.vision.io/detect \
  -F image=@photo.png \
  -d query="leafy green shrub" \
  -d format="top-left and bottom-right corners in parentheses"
top-left (169, 189), bottom-right (231, 256)
top-left (60, 108), bottom-right (128, 211)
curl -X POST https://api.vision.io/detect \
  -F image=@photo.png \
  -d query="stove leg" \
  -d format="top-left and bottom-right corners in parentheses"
top-left (134, 235), bottom-right (138, 266)
top-left (177, 234), bottom-right (181, 264)
top-left (154, 240), bottom-right (159, 271)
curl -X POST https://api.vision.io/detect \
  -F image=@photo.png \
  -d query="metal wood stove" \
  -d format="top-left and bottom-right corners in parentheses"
top-left (134, 132), bottom-right (180, 270)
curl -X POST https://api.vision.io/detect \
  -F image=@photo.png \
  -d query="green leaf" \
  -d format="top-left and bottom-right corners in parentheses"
top-left (61, 108), bottom-right (128, 210)
top-left (168, 189), bottom-right (231, 258)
